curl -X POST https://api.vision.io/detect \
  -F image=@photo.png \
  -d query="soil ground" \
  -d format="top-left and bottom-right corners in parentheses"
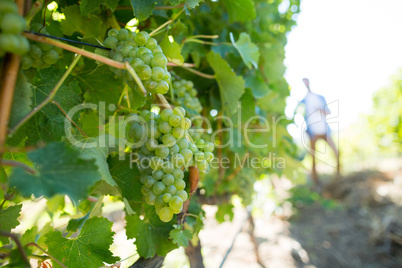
top-left (198, 170), bottom-right (402, 268)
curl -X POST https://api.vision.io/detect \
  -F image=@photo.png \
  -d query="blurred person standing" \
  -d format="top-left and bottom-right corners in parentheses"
top-left (299, 78), bottom-right (340, 187)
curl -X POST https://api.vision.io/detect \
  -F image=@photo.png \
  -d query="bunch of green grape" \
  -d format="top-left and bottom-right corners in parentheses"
top-left (21, 24), bottom-right (62, 70)
top-left (173, 79), bottom-right (202, 113)
top-left (96, 28), bottom-right (171, 95)
top-left (0, 1), bottom-right (29, 56)
top-left (128, 106), bottom-right (214, 222)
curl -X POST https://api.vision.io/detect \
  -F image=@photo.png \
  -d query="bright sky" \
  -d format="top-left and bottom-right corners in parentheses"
top-left (284, 0), bottom-right (402, 138)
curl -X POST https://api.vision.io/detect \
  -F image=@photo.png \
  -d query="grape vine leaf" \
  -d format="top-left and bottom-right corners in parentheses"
top-left (221, 0), bottom-right (256, 22)
top-left (215, 203), bottom-right (234, 223)
top-left (33, 68), bottom-right (82, 122)
top-left (168, 0), bottom-right (182, 5)
top-left (70, 135), bottom-right (116, 186)
top-left (186, 0), bottom-right (203, 9)
top-left (79, 65), bottom-right (125, 117)
top-left (245, 72), bottom-right (270, 98)
top-left (9, 142), bottom-right (101, 204)
top-left (130, 0), bottom-right (156, 21)
top-left (21, 226), bottom-right (38, 245)
top-left (108, 155), bottom-right (143, 203)
top-left (160, 35), bottom-right (184, 65)
top-left (80, 0), bottom-right (119, 16)
top-left (61, 5), bottom-right (106, 39)
top-left (126, 208), bottom-right (176, 258)
top-left (230, 32), bottom-right (260, 69)
top-left (9, 71), bottom-right (32, 128)
top-left (207, 51), bottom-right (245, 116)
top-left (45, 217), bottom-right (119, 268)
top-left (231, 88), bottom-right (255, 126)
top-left (169, 228), bottom-right (192, 247)
top-left (0, 204), bottom-right (22, 244)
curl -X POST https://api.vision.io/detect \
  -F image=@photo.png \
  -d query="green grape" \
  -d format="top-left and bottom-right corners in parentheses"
top-left (42, 50), bottom-right (59, 65)
top-left (107, 29), bottom-right (118, 37)
top-left (0, 2), bottom-right (18, 14)
top-left (165, 185), bottom-right (177, 195)
top-left (172, 127), bottom-right (184, 138)
top-left (162, 133), bottom-right (176, 146)
top-left (94, 47), bottom-right (109, 57)
top-left (158, 206), bottom-right (173, 222)
top-left (174, 179), bottom-right (186, 191)
top-left (155, 195), bottom-right (165, 208)
top-left (195, 139), bottom-right (205, 148)
top-left (128, 47), bottom-right (139, 58)
top-left (29, 44), bottom-right (42, 59)
top-left (32, 57), bottom-right (44, 68)
top-left (151, 45), bottom-right (163, 53)
top-left (146, 38), bottom-right (158, 49)
top-left (173, 106), bottom-right (186, 118)
top-left (150, 156), bottom-right (163, 170)
top-left (182, 118), bottom-right (192, 130)
top-left (38, 41), bottom-right (52, 51)
top-left (0, 33), bottom-right (16, 51)
top-left (121, 44), bottom-right (133, 57)
top-left (145, 191), bottom-right (157, 205)
top-left (103, 36), bottom-right (118, 49)
top-left (194, 152), bottom-right (205, 162)
top-left (112, 52), bottom-right (124, 62)
top-left (21, 56), bottom-right (32, 70)
top-left (1, 13), bottom-right (26, 34)
top-left (140, 52), bottom-right (153, 65)
top-left (151, 52), bottom-right (168, 68)
top-left (188, 143), bottom-right (198, 154)
top-left (169, 115), bottom-right (181, 127)
top-left (136, 65), bottom-right (152, 80)
top-left (204, 142), bottom-right (215, 152)
top-left (141, 145), bottom-right (151, 155)
top-left (145, 138), bottom-right (158, 151)
top-left (177, 138), bottom-right (189, 150)
top-left (144, 175), bottom-right (156, 188)
top-left (197, 159), bottom-right (208, 171)
top-left (145, 112), bottom-right (158, 121)
top-left (177, 190), bottom-right (188, 201)
top-left (152, 67), bottom-right (165, 82)
top-left (137, 47), bottom-right (152, 56)
top-left (156, 80), bottom-right (169, 94)
top-left (135, 31), bottom-right (148, 46)
top-left (180, 149), bottom-right (193, 163)
top-left (160, 109), bottom-right (173, 121)
top-left (152, 170), bottom-right (165, 180)
top-left (117, 28), bottom-right (129, 41)
top-left (158, 121), bottom-right (172, 134)
top-left (140, 110), bottom-right (150, 118)
top-left (155, 146), bottom-right (169, 159)
top-left (162, 193), bottom-right (172, 203)
top-left (141, 185), bottom-right (150, 195)
top-left (161, 161), bottom-right (174, 174)
top-left (170, 144), bottom-right (180, 155)
top-left (171, 153), bottom-right (185, 168)
top-left (171, 168), bottom-right (182, 179)
top-left (153, 181), bottom-right (166, 195)
top-left (169, 196), bottom-right (183, 211)
top-left (144, 80), bottom-right (157, 93)
top-left (205, 151), bottom-right (214, 162)
top-left (162, 173), bottom-right (174, 185)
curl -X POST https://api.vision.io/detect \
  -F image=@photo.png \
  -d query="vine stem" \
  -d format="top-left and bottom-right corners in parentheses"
top-left (9, 54), bottom-right (82, 135)
top-left (25, 0), bottom-right (44, 25)
top-left (124, 62), bottom-right (147, 96)
top-left (149, 19), bottom-right (173, 37)
top-left (0, 231), bottom-right (30, 265)
top-left (23, 32), bottom-right (125, 69)
top-left (177, 66), bottom-right (215, 79)
top-left (0, 159), bottom-right (36, 174)
top-left (52, 100), bottom-right (87, 137)
top-left (25, 243), bottom-right (67, 268)
top-left (167, 62), bottom-right (195, 68)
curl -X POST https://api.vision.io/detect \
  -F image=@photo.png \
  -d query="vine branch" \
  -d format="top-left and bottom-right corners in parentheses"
top-left (9, 54), bottom-right (82, 135)
top-left (25, 243), bottom-right (67, 268)
top-left (0, 159), bottom-right (36, 174)
top-left (0, 231), bottom-right (30, 265)
top-left (52, 100), bottom-right (87, 137)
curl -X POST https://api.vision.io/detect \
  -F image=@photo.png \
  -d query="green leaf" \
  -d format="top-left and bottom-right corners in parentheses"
top-left (126, 209), bottom-right (176, 258)
top-left (45, 217), bottom-right (119, 268)
top-left (215, 203), bottom-right (234, 223)
top-left (186, 0), bottom-right (203, 9)
top-left (130, 0), bottom-right (156, 21)
top-left (160, 35), bottom-right (184, 65)
top-left (70, 135), bottom-right (116, 186)
top-left (67, 213), bottom-right (89, 233)
top-left (0, 166), bottom-right (7, 183)
top-left (80, 0), bottom-right (119, 16)
top-left (9, 71), bottom-right (32, 128)
top-left (0, 205), bottom-right (22, 244)
top-left (245, 72), bottom-right (270, 98)
top-left (9, 142), bottom-right (101, 204)
top-left (33, 67), bottom-right (82, 123)
top-left (221, 0), bottom-right (256, 22)
top-left (231, 32), bottom-right (260, 69)
top-left (61, 5), bottom-right (106, 39)
top-left (207, 51), bottom-right (245, 116)
top-left (109, 155), bottom-right (142, 203)
top-left (169, 228), bottom-right (192, 247)
top-left (79, 65), bottom-right (125, 117)
top-left (231, 88), bottom-right (255, 126)
top-left (21, 226), bottom-right (38, 245)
